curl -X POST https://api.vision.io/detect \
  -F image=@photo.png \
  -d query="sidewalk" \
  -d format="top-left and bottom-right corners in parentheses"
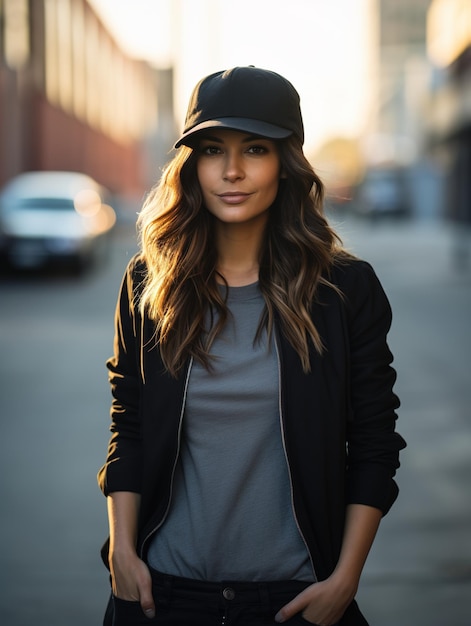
top-left (335, 216), bottom-right (471, 625)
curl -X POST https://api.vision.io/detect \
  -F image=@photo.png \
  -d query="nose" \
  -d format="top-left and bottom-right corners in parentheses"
top-left (223, 152), bottom-right (245, 182)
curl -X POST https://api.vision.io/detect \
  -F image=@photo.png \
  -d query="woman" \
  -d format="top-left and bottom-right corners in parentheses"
top-left (98, 66), bottom-right (406, 626)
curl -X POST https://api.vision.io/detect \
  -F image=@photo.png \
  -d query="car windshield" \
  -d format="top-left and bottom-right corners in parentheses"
top-left (13, 198), bottom-right (76, 210)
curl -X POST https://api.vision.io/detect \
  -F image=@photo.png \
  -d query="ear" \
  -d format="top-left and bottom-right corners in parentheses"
top-left (280, 169), bottom-right (288, 179)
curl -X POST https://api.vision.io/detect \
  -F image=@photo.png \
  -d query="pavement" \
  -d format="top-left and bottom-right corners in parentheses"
top-left (333, 215), bottom-right (471, 625)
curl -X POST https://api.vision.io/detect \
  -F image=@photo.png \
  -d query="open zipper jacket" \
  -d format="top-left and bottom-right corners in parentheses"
top-left (98, 254), bottom-right (405, 624)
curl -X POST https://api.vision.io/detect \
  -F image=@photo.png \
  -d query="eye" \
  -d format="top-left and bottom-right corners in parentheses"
top-left (247, 145), bottom-right (268, 155)
top-left (199, 144), bottom-right (222, 156)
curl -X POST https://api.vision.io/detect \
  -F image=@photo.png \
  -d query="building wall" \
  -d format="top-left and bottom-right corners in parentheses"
top-left (426, 0), bottom-right (471, 227)
top-left (375, 0), bottom-right (433, 154)
top-left (0, 0), bottom-right (162, 198)
top-left (34, 92), bottom-right (144, 193)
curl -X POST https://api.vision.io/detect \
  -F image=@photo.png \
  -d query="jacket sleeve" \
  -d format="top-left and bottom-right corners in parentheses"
top-left (97, 256), bottom-right (146, 496)
top-left (343, 260), bottom-right (406, 515)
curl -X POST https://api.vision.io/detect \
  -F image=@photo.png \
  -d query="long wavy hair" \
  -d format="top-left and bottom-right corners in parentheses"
top-left (137, 135), bottom-right (348, 377)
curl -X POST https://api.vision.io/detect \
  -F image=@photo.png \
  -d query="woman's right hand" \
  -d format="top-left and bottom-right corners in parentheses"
top-left (110, 549), bottom-right (156, 619)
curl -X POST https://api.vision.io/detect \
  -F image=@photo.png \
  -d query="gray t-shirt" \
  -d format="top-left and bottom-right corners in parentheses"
top-left (147, 282), bottom-right (314, 582)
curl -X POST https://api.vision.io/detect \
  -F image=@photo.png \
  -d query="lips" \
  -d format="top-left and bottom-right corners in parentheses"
top-left (217, 192), bottom-right (253, 204)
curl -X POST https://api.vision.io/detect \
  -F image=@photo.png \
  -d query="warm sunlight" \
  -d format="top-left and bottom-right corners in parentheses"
top-left (88, 0), bottom-right (376, 157)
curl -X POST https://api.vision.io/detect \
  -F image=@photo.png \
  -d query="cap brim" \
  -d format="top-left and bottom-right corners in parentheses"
top-left (174, 117), bottom-right (293, 148)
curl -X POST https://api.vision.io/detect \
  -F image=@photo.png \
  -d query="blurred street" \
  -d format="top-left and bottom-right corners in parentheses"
top-left (0, 215), bottom-right (470, 626)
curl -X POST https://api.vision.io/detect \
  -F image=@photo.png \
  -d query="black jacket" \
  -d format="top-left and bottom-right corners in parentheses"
top-left (98, 255), bottom-right (405, 625)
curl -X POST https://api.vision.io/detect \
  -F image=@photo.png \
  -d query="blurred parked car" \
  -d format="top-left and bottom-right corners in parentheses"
top-left (0, 171), bottom-right (116, 271)
top-left (352, 166), bottom-right (411, 220)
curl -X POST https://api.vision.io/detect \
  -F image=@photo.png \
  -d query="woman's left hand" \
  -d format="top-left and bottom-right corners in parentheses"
top-left (274, 573), bottom-right (357, 625)
top-left (275, 504), bottom-right (382, 624)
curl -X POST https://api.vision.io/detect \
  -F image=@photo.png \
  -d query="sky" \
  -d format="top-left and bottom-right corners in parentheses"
top-left (89, 0), bottom-right (377, 157)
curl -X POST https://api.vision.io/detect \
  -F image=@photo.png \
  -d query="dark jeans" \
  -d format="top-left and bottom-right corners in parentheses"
top-left (106, 567), bottom-right (316, 626)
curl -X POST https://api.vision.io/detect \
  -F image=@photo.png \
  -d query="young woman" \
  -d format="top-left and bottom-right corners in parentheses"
top-left (98, 66), bottom-right (406, 626)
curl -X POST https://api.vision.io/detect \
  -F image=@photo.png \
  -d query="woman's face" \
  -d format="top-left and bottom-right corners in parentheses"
top-left (196, 129), bottom-right (281, 229)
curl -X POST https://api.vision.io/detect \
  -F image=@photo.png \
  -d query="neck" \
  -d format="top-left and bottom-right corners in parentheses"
top-left (215, 220), bottom-right (265, 286)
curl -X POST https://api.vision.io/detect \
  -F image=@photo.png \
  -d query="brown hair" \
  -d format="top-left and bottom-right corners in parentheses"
top-left (137, 136), bottom-right (347, 377)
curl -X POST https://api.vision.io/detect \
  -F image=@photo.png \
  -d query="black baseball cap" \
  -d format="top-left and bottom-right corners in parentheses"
top-left (174, 66), bottom-right (304, 148)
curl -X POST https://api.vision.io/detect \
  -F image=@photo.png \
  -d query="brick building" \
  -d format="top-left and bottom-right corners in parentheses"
top-left (0, 0), bottom-right (164, 201)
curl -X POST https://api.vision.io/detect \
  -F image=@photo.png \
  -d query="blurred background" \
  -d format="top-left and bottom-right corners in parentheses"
top-left (1, 0), bottom-right (470, 230)
top-left (0, 1), bottom-right (470, 625)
